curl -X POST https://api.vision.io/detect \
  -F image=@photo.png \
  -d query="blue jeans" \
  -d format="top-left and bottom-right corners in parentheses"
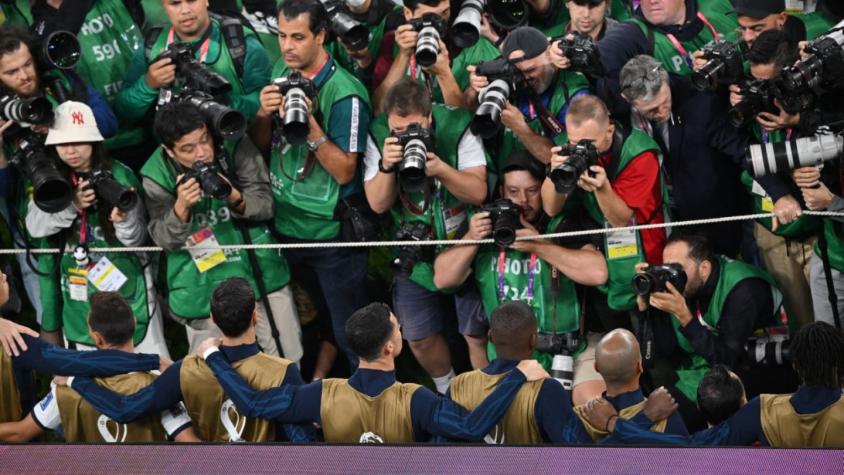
top-left (284, 245), bottom-right (369, 367)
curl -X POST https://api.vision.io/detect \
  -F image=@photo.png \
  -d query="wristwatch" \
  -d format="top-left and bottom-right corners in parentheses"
top-left (307, 135), bottom-right (328, 152)
top-left (378, 158), bottom-right (396, 174)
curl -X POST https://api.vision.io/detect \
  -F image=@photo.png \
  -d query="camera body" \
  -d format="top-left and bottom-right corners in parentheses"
top-left (549, 139), bottom-right (599, 195)
top-left (470, 57), bottom-right (528, 139)
top-left (774, 27), bottom-right (844, 113)
top-left (392, 123), bottom-right (434, 192)
top-left (178, 161), bottom-right (232, 200)
top-left (408, 13), bottom-right (448, 68)
top-left (729, 78), bottom-right (779, 127)
top-left (320, 0), bottom-right (370, 52)
top-left (393, 221), bottom-right (434, 276)
top-left (11, 132), bottom-right (72, 213)
top-left (692, 40), bottom-right (745, 92)
top-left (556, 33), bottom-right (603, 76)
top-left (155, 42), bottom-right (232, 98)
top-left (89, 168), bottom-right (138, 212)
top-left (632, 263), bottom-right (688, 296)
top-left (480, 198), bottom-right (522, 247)
top-left (273, 73), bottom-right (318, 145)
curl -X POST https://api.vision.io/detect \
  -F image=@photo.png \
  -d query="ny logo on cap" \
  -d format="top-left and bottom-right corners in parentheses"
top-left (72, 111), bottom-right (85, 125)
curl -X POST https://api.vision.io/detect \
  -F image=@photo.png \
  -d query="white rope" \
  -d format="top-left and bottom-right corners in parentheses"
top-left (4, 210), bottom-right (843, 255)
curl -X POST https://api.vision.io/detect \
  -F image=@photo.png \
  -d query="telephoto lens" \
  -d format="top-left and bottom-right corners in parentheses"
top-left (181, 161), bottom-right (232, 200)
top-left (332, 12), bottom-right (370, 51)
top-left (0, 95), bottom-right (53, 125)
top-left (89, 168), bottom-right (138, 212)
top-left (471, 79), bottom-right (511, 139)
top-left (185, 93), bottom-right (246, 140)
top-left (452, 0), bottom-right (485, 48)
top-left (551, 354), bottom-right (574, 391)
top-left (273, 73), bottom-right (317, 145)
top-left (415, 24), bottom-right (441, 68)
top-left (40, 30), bottom-right (81, 70)
top-left (486, 0), bottom-right (528, 30)
top-left (12, 135), bottom-right (73, 213)
top-left (748, 133), bottom-right (844, 177)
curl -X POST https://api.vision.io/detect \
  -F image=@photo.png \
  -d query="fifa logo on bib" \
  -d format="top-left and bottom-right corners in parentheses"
top-left (221, 399), bottom-right (247, 442)
top-left (97, 415), bottom-right (128, 443)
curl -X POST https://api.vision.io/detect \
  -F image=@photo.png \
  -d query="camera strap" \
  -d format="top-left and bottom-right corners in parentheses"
top-left (817, 226), bottom-right (842, 329)
top-left (398, 183), bottom-right (432, 216)
top-left (526, 92), bottom-right (564, 138)
top-left (167, 27), bottom-right (212, 62)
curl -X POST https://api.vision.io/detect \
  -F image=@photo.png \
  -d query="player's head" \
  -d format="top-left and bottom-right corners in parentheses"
top-left (488, 301), bottom-right (537, 360)
top-left (88, 292), bottom-right (136, 348)
top-left (210, 277), bottom-right (258, 338)
top-left (594, 329), bottom-right (642, 387)
top-left (791, 321), bottom-right (844, 388)
top-left (346, 302), bottom-right (403, 362)
top-left (697, 364), bottom-right (747, 427)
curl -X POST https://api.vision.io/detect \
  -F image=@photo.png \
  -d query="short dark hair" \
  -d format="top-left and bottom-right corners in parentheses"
top-left (383, 78), bottom-right (432, 118)
top-left (746, 29), bottom-right (799, 71)
top-left (278, 0), bottom-right (327, 35)
top-left (697, 365), bottom-right (745, 426)
top-left (210, 278), bottom-right (256, 338)
top-left (665, 232), bottom-right (714, 264)
top-left (791, 321), bottom-right (844, 387)
top-left (403, 0), bottom-right (443, 11)
top-left (346, 302), bottom-right (394, 362)
top-left (489, 301), bottom-right (537, 357)
top-left (88, 292), bottom-right (136, 346)
top-left (154, 102), bottom-right (208, 149)
top-left (0, 25), bottom-right (30, 59)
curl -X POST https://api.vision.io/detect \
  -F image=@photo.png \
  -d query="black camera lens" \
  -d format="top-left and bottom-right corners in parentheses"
top-left (15, 137), bottom-right (73, 213)
top-left (486, 0), bottom-right (528, 29)
top-left (42, 30), bottom-right (81, 70)
top-left (334, 14), bottom-right (370, 52)
top-left (471, 79), bottom-right (511, 139)
top-left (631, 273), bottom-right (656, 297)
top-left (0, 96), bottom-right (53, 125)
top-left (183, 162), bottom-right (232, 200)
top-left (187, 94), bottom-right (246, 140)
top-left (453, 0), bottom-right (485, 49)
top-left (90, 169), bottom-right (138, 212)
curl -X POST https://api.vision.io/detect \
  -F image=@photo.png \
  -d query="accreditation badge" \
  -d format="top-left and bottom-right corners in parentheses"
top-left (186, 227), bottom-right (227, 273)
top-left (443, 205), bottom-right (467, 240)
top-left (87, 257), bottom-right (128, 292)
top-left (67, 268), bottom-right (89, 302)
top-left (604, 220), bottom-right (640, 260)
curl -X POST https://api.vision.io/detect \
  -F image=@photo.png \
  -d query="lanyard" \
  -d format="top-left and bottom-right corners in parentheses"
top-left (71, 173), bottom-right (92, 246)
top-left (666, 12), bottom-right (720, 69)
top-left (761, 128), bottom-right (792, 144)
top-left (167, 27), bottom-right (211, 62)
top-left (497, 249), bottom-right (537, 302)
top-left (408, 54), bottom-right (435, 97)
top-left (307, 52), bottom-right (330, 81)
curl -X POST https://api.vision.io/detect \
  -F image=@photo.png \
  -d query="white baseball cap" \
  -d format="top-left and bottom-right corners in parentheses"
top-left (45, 101), bottom-right (104, 145)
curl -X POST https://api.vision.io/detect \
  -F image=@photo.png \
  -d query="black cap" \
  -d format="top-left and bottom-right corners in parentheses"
top-left (501, 27), bottom-right (549, 61)
top-left (501, 150), bottom-right (546, 182)
top-left (731, 0), bottom-right (785, 19)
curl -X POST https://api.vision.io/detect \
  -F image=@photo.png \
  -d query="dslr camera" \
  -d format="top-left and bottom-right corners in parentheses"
top-left (320, 0), bottom-right (370, 52)
top-left (393, 222), bottom-right (434, 276)
top-left (632, 263), bottom-right (688, 297)
top-left (548, 139), bottom-right (599, 195)
top-left (11, 132), bottom-right (72, 213)
top-left (391, 123), bottom-right (434, 192)
top-left (480, 198), bottom-right (522, 247)
top-left (273, 72), bottom-right (318, 145)
top-left (556, 33), bottom-right (604, 76)
top-left (470, 57), bottom-right (529, 139)
top-left (728, 78), bottom-right (779, 127)
top-left (407, 13), bottom-right (448, 68)
top-left (773, 22), bottom-right (844, 114)
top-left (88, 168), bottom-right (138, 212)
top-left (691, 40), bottom-right (745, 92)
top-left (178, 161), bottom-right (232, 200)
top-left (153, 43), bottom-right (246, 139)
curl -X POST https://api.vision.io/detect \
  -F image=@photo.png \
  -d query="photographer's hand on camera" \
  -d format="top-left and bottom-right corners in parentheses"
top-left (72, 179), bottom-right (96, 211)
top-left (395, 24), bottom-right (419, 58)
top-left (380, 136), bottom-right (404, 173)
top-left (728, 84), bottom-right (744, 108)
top-left (509, 216), bottom-right (543, 253)
top-left (577, 165), bottom-right (608, 193)
top-left (756, 100), bottom-right (800, 132)
top-left (466, 211), bottom-right (492, 241)
top-left (634, 262), bottom-right (650, 312)
top-left (144, 56), bottom-right (177, 90)
top-left (802, 181), bottom-right (835, 211)
top-left (548, 38), bottom-right (573, 70)
top-left (649, 282), bottom-right (693, 327)
top-left (219, 174), bottom-right (245, 214)
top-left (691, 50), bottom-right (707, 72)
top-left (174, 174), bottom-right (202, 223)
top-left (257, 84), bottom-right (284, 119)
top-left (792, 166), bottom-right (821, 188)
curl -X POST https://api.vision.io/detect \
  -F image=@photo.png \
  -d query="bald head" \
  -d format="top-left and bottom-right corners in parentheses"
top-left (565, 94), bottom-right (611, 129)
top-left (594, 329), bottom-right (642, 386)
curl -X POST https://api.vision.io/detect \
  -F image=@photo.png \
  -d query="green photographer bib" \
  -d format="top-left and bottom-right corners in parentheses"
top-left (140, 142), bottom-right (289, 319)
top-left (0, 0), bottom-right (31, 26)
top-left (369, 104), bottom-right (475, 292)
top-left (269, 56), bottom-right (370, 241)
top-left (815, 219), bottom-right (844, 273)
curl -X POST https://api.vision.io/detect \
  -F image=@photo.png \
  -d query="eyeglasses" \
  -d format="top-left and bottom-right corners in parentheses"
top-left (621, 63), bottom-right (663, 96)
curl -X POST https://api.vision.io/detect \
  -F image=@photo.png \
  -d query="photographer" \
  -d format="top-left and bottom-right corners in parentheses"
top-left (560, 0), bottom-right (619, 41)
top-left (115, 0), bottom-right (271, 126)
top-left (371, 0), bottom-right (500, 112)
top-left (433, 149), bottom-right (610, 405)
top-left (634, 232), bottom-right (782, 431)
top-left (23, 102), bottom-right (167, 356)
top-left (252, 0), bottom-right (371, 366)
top-left (140, 101), bottom-right (303, 362)
top-left (541, 94), bottom-right (665, 312)
top-left (364, 78), bottom-right (488, 391)
top-left (466, 27), bottom-right (590, 167)
top-left (731, 30), bottom-right (817, 329)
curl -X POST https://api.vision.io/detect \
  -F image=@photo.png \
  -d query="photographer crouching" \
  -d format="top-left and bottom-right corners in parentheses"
top-left (364, 78), bottom-right (488, 392)
top-left (433, 149), bottom-right (610, 405)
top-left (141, 101), bottom-right (303, 362)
